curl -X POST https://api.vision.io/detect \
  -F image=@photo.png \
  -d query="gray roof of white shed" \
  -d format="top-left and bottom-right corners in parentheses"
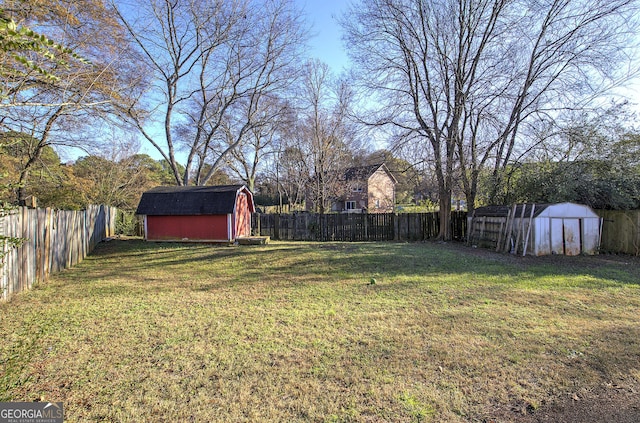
top-left (472, 202), bottom-right (597, 218)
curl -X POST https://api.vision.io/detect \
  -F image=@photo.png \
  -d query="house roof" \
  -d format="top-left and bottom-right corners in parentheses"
top-left (344, 163), bottom-right (398, 184)
top-left (136, 185), bottom-right (254, 216)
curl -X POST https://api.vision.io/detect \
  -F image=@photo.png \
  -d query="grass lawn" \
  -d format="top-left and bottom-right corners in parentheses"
top-left (1, 240), bottom-right (639, 422)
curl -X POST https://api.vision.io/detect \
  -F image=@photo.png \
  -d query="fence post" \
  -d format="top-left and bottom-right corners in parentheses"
top-left (364, 213), bottom-right (369, 240)
top-left (392, 213), bottom-right (398, 241)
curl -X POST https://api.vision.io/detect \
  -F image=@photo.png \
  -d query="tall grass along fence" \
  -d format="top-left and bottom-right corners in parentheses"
top-left (0, 205), bottom-right (116, 301)
top-left (597, 209), bottom-right (640, 255)
top-left (253, 212), bottom-right (467, 242)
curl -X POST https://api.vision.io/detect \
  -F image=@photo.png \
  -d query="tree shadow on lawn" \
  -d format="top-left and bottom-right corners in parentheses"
top-left (8, 240), bottom-right (640, 422)
top-left (256, 241), bottom-right (640, 288)
top-left (81, 239), bottom-right (640, 293)
top-left (55, 240), bottom-right (311, 298)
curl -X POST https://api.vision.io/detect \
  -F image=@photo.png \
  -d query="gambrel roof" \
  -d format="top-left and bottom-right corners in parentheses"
top-left (136, 185), bottom-right (254, 216)
top-left (472, 204), bottom-right (549, 218)
top-left (472, 203), bottom-right (597, 218)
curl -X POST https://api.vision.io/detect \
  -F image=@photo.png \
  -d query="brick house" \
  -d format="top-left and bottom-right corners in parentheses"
top-left (306, 163), bottom-right (397, 213)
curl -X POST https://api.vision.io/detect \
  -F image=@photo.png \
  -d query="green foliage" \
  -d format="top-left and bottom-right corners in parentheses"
top-left (0, 228), bottom-right (25, 261)
top-left (490, 130), bottom-right (640, 209)
top-left (502, 160), bottom-right (640, 209)
top-left (253, 181), bottom-right (288, 207)
top-left (0, 131), bottom-right (57, 162)
top-left (0, 8), bottom-right (90, 87)
top-left (397, 199), bottom-right (438, 213)
top-left (73, 154), bottom-right (181, 211)
top-left (157, 159), bottom-right (185, 185)
top-left (0, 131), bottom-right (86, 208)
top-left (114, 209), bottom-right (142, 236)
top-left (0, 132), bottom-right (190, 211)
top-left (0, 182), bottom-right (24, 263)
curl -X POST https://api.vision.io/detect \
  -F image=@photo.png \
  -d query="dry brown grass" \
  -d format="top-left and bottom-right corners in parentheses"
top-left (1, 240), bottom-right (639, 422)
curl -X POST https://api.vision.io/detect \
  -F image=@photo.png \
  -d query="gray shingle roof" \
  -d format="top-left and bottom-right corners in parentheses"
top-left (136, 185), bottom-right (248, 215)
top-left (344, 163), bottom-right (398, 183)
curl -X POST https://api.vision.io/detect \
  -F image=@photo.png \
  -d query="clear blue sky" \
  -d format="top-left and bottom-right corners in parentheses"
top-left (302, 0), bottom-right (350, 73)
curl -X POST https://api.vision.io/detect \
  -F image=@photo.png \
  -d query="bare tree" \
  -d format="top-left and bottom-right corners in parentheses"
top-left (224, 96), bottom-right (293, 191)
top-left (343, 0), bottom-right (639, 240)
top-left (294, 60), bottom-right (359, 213)
top-left (272, 144), bottom-right (309, 210)
top-left (115, 0), bottom-right (308, 186)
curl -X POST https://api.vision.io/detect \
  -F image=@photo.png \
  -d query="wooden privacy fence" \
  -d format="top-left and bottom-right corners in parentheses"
top-left (597, 209), bottom-right (640, 255)
top-left (252, 212), bottom-right (467, 242)
top-left (0, 205), bottom-right (116, 301)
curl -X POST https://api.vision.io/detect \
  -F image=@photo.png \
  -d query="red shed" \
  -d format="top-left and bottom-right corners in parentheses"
top-left (135, 185), bottom-right (255, 242)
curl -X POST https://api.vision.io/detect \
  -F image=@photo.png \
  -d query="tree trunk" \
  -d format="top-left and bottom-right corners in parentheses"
top-left (17, 170), bottom-right (30, 205)
top-left (438, 187), bottom-right (452, 241)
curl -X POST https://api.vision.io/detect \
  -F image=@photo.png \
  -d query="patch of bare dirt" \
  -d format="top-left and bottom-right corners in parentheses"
top-left (509, 378), bottom-right (640, 423)
top-left (437, 240), bottom-right (640, 271)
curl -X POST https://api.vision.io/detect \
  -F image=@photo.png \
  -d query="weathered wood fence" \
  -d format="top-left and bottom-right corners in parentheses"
top-left (252, 212), bottom-right (467, 242)
top-left (597, 209), bottom-right (640, 255)
top-left (253, 210), bottom-right (639, 255)
top-left (464, 208), bottom-right (640, 256)
top-left (0, 205), bottom-right (116, 301)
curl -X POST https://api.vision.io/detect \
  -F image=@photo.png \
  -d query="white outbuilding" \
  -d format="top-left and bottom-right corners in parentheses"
top-left (468, 202), bottom-right (602, 256)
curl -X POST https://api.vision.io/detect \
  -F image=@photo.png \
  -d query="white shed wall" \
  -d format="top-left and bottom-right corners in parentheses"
top-left (532, 216), bottom-right (601, 256)
top-left (512, 204), bottom-right (600, 256)
top-left (581, 217), bottom-right (601, 254)
top-left (532, 218), bottom-right (551, 256)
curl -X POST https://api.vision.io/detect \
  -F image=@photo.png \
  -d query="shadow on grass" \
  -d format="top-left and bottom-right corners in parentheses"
top-left (64, 239), bottom-right (638, 302)
top-left (249, 241), bottom-right (640, 287)
top-left (3, 240), bottom-right (639, 422)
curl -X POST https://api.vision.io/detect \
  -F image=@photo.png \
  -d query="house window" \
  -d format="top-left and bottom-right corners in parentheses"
top-left (346, 201), bottom-right (356, 210)
top-left (352, 186), bottom-right (363, 192)
top-left (375, 199), bottom-right (381, 208)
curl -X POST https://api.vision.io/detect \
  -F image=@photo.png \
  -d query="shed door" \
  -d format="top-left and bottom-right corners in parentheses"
top-left (563, 219), bottom-right (581, 256)
top-left (550, 218), bottom-right (564, 254)
top-left (235, 193), bottom-right (251, 238)
top-left (550, 218), bottom-right (581, 256)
